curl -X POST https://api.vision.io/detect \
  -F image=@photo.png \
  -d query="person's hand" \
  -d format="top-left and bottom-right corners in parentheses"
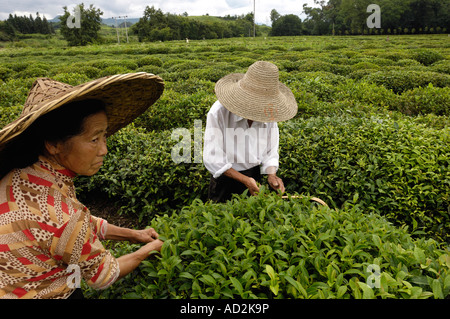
top-left (131, 227), bottom-right (159, 244)
top-left (143, 239), bottom-right (164, 253)
top-left (245, 177), bottom-right (260, 196)
top-left (117, 238), bottom-right (164, 278)
top-left (268, 174), bottom-right (285, 194)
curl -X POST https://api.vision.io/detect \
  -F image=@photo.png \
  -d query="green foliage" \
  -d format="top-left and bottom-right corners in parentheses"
top-left (430, 60), bottom-right (450, 75)
top-left (411, 49), bottom-right (445, 66)
top-left (85, 192), bottom-right (449, 299)
top-left (279, 116), bottom-right (450, 242)
top-left (271, 14), bottom-right (303, 36)
top-left (0, 66), bottom-right (12, 81)
top-left (296, 59), bottom-right (351, 75)
top-left (364, 70), bottom-right (450, 93)
top-left (0, 78), bottom-right (33, 107)
top-left (0, 35), bottom-right (449, 299)
top-left (0, 105), bottom-right (22, 128)
top-left (59, 3), bottom-right (103, 46)
top-left (302, 0), bottom-right (450, 35)
top-left (4, 12), bottom-right (54, 36)
top-left (76, 125), bottom-right (208, 222)
top-left (133, 88), bottom-right (216, 131)
top-left (136, 56), bottom-right (163, 68)
top-left (15, 63), bottom-right (50, 79)
top-left (133, 5), bottom-right (258, 42)
top-left (393, 84), bottom-right (450, 116)
top-left (75, 113), bottom-right (450, 243)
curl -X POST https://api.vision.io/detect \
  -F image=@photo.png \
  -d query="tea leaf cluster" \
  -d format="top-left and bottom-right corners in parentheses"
top-left (85, 192), bottom-right (449, 299)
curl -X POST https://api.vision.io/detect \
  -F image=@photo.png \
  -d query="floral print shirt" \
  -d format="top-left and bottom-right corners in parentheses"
top-left (0, 156), bottom-right (119, 298)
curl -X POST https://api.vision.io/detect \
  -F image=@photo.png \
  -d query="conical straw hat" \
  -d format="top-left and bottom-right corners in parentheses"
top-left (215, 61), bottom-right (297, 122)
top-left (0, 72), bottom-right (164, 149)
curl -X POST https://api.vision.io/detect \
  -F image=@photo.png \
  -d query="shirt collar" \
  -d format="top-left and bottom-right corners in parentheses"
top-left (38, 155), bottom-right (77, 179)
top-left (232, 113), bottom-right (268, 127)
top-left (232, 113), bottom-right (246, 123)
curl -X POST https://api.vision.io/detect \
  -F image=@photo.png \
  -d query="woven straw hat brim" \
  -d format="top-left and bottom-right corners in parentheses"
top-left (215, 73), bottom-right (297, 123)
top-left (0, 72), bottom-right (164, 147)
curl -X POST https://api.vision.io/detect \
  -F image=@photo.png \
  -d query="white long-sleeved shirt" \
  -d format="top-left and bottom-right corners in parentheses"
top-left (203, 101), bottom-right (280, 179)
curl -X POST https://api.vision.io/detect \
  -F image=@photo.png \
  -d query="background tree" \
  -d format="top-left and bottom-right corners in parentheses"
top-left (339, 0), bottom-right (372, 34)
top-left (59, 3), bottom-right (103, 46)
top-left (270, 9), bottom-right (280, 24)
top-left (0, 20), bottom-right (15, 41)
top-left (302, 2), bottom-right (331, 35)
top-left (133, 6), bottom-right (258, 42)
top-left (4, 12), bottom-right (53, 36)
top-left (271, 14), bottom-right (303, 36)
top-left (302, 0), bottom-right (449, 35)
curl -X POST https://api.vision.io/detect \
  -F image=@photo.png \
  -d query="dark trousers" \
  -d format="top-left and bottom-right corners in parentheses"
top-left (68, 288), bottom-right (84, 299)
top-left (208, 166), bottom-right (262, 203)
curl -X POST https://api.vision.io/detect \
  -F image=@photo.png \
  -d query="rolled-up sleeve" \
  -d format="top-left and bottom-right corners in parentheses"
top-left (90, 215), bottom-right (108, 241)
top-left (49, 209), bottom-right (120, 290)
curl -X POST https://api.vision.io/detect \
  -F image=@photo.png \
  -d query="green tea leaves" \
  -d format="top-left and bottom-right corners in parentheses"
top-left (87, 193), bottom-right (449, 299)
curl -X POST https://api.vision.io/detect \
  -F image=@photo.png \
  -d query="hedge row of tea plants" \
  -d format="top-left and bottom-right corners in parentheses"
top-left (1, 37), bottom-right (449, 121)
top-left (0, 35), bottom-right (448, 299)
top-left (83, 191), bottom-right (449, 299)
top-left (279, 116), bottom-right (450, 243)
top-left (76, 125), bottom-right (208, 222)
top-left (129, 71), bottom-right (449, 133)
top-left (75, 114), bottom-right (450, 243)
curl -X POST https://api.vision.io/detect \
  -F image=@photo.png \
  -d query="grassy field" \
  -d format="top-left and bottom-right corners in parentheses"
top-left (0, 34), bottom-right (449, 299)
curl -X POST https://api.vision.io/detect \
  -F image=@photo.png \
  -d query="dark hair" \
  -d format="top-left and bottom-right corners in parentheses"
top-left (0, 99), bottom-right (106, 179)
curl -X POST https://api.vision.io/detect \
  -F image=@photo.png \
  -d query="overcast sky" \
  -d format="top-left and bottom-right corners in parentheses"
top-left (0, 0), bottom-right (317, 25)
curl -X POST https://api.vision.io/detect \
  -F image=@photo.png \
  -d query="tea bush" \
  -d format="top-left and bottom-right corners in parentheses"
top-left (364, 70), bottom-right (450, 93)
top-left (0, 105), bottom-right (22, 127)
top-left (0, 35), bottom-right (448, 299)
top-left (296, 59), bottom-right (351, 76)
top-left (166, 78), bottom-right (215, 96)
top-left (284, 73), bottom-right (395, 117)
top-left (76, 115), bottom-right (450, 242)
top-left (136, 56), bottom-right (163, 68)
top-left (396, 59), bottom-right (422, 67)
top-left (55, 63), bottom-right (101, 78)
top-left (0, 66), bottom-right (12, 81)
top-left (133, 89), bottom-right (216, 131)
top-left (51, 73), bottom-right (91, 86)
top-left (99, 65), bottom-right (133, 77)
top-left (76, 125), bottom-right (209, 222)
top-left (349, 61), bottom-right (381, 71)
top-left (411, 49), bottom-right (444, 66)
top-left (0, 78), bottom-right (33, 107)
top-left (393, 84), bottom-right (450, 116)
top-left (84, 191), bottom-right (449, 299)
top-left (430, 60), bottom-right (450, 75)
top-left (279, 116), bottom-right (450, 242)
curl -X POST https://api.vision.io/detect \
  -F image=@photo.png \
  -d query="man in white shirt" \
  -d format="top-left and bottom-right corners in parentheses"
top-left (203, 61), bottom-right (298, 202)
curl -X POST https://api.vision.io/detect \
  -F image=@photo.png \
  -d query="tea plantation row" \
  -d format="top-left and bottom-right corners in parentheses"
top-left (0, 35), bottom-right (448, 298)
top-left (84, 191), bottom-right (449, 299)
top-left (75, 115), bottom-right (450, 243)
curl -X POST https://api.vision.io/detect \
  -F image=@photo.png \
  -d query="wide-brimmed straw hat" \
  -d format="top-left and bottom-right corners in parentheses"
top-left (0, 72), bottom-right (164, 149)
top-left (215, 61), bottom-right (297, 122)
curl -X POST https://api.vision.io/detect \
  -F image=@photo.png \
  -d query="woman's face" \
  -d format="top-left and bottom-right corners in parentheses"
top-left (46, 111), bottom-right (108, 176)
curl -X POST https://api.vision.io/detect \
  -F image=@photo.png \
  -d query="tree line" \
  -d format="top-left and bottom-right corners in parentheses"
top-left (301, 0), bottom-right (449, 35)
top-left (132, 6), bottom-right (258, 42)
top-left (3, 1), bottom-right (448, 46)
top-left (0, 13), bottom-right (54, 40)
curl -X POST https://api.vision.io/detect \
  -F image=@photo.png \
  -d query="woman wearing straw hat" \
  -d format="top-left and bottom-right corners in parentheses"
top-left (0, 73), bottom-right (165, 299)
top-left (203, 61), bottom-right (298, 203)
